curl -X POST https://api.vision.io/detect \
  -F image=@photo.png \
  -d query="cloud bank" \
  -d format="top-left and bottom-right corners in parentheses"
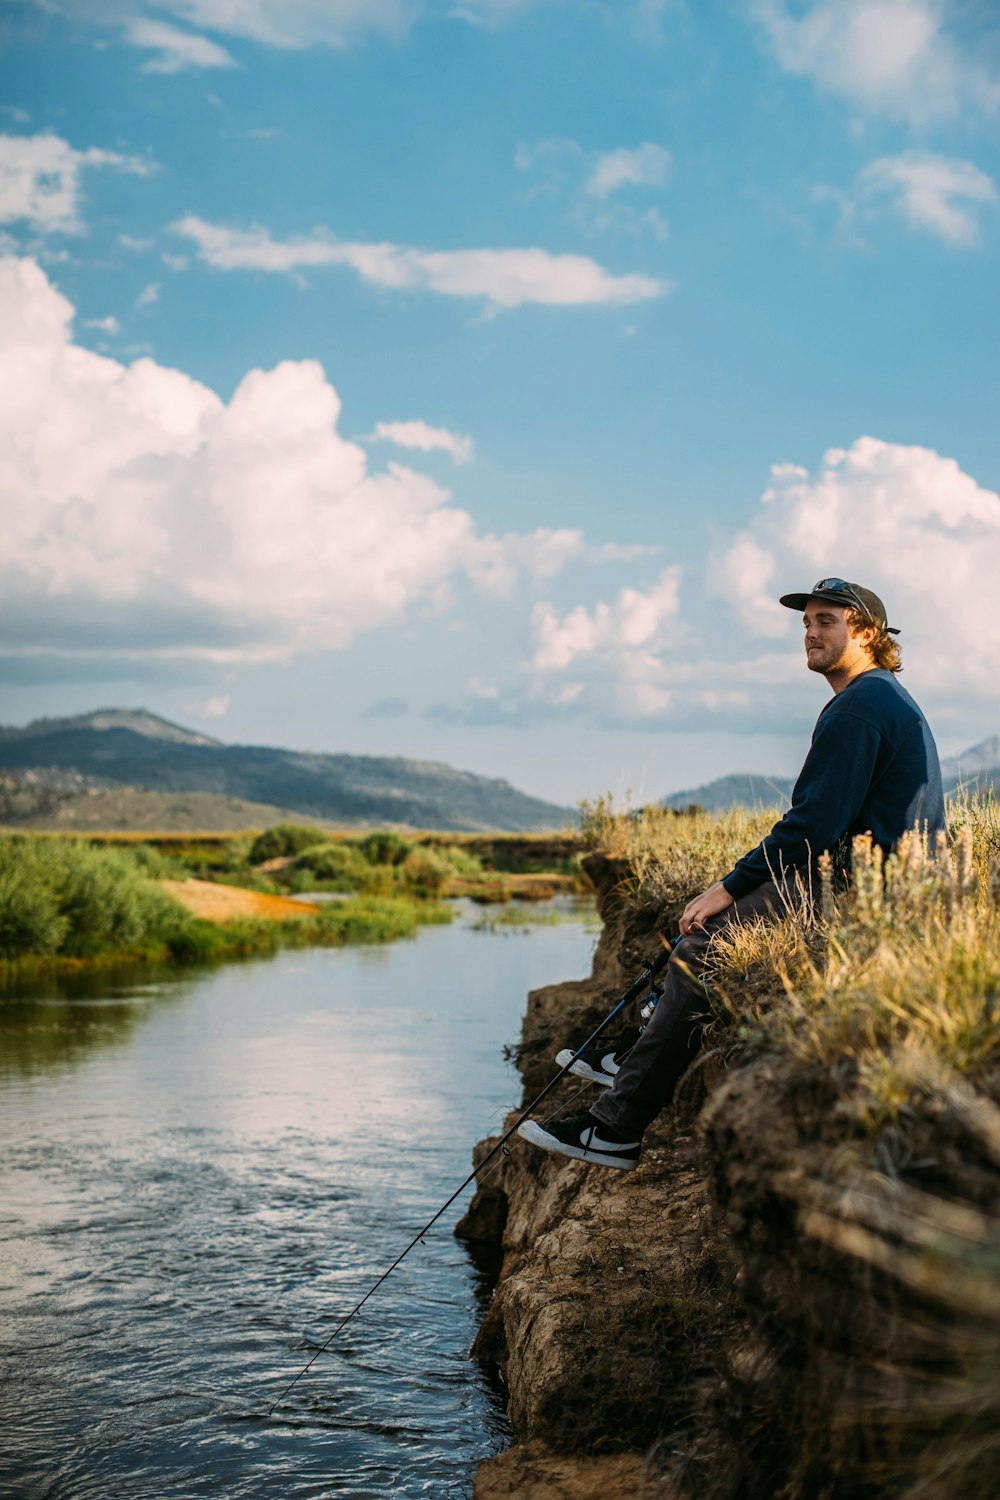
top-left (0, 256), bottom-right (597, 668)
top-left (713, 437), bottom-right (1000, 703)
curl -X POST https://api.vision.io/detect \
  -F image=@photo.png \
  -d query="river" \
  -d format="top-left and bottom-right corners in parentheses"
top-left (0, 898), bottom-right (597, 1499)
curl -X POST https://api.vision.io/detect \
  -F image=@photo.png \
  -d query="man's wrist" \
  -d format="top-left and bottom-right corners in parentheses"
top-left (721, 868), bottom-right (752, 900)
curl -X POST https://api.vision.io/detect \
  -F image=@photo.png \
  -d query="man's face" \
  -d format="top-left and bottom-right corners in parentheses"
top-left (802, 600), bottom-right (867, 676)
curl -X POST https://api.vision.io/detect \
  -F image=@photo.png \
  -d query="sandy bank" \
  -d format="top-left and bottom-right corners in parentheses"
top-left (161, 878), bottom-right (320, 922)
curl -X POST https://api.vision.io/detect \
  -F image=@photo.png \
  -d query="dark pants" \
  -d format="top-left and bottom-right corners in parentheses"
top-left (590, 881), bottom-right (786, 1139)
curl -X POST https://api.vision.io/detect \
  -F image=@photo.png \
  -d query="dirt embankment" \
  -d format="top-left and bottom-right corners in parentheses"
top-left (457, 855), bottom-right (1000, 1500)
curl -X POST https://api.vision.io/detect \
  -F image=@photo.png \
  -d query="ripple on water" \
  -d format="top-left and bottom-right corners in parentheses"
top-left (0, 908), bottom-right (595, 1497)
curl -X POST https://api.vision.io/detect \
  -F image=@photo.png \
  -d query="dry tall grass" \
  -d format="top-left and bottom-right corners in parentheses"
top-left (584, 791), bottom-right (1000, 1124)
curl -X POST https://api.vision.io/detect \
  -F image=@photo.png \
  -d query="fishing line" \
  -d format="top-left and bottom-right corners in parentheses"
top-left (267, 939), bottom-right (674, 1416)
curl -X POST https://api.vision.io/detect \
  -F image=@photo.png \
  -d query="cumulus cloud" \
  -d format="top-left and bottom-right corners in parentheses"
top-left (586, 144), bottom-right (672, 199)
top-left (752, 0), bottom-right (1000, 126)
top-left (711, 436), bottom-right (1000, 700)
top-left (172, 215), bottom-right (667, 309)
top-left (0, 256), bottom-right (609, 670)
top-left (0, 132), bottom-right (153, 234)
top-left (371, 420), bottom-right (474, 464)
top-left (469, 529), bottom-right (588, 597)
top-left (860, 151), bottom-right (997, 245)
top-left (124, 18), bottom-right (238, 72)
top-left (528, 567), bottom-right (683, 719)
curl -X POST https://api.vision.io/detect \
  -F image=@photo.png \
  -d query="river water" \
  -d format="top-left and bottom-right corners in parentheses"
top-left (0, 899), bottom-right (597, 1499)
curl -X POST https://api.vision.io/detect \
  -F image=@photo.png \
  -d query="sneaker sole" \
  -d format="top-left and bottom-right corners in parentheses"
top-left (517, 1119), bottom-right (639, 1171)
top-left (554, 1049), bottom-right (616, 1087)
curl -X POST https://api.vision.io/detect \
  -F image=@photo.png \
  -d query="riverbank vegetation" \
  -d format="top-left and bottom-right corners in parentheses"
top-left (0, 833), bottom-right (452, 973)
top-left (0, 823), bottom-right (585, 975)
top-left (581, 792), bottom-right (1000, 1128)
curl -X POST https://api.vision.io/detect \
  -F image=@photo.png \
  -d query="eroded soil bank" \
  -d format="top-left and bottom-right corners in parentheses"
top-left (457, 854), bottom-right (1000, 1500)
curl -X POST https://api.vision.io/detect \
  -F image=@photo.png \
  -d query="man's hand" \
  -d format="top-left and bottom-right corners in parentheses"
top-left (679, 880), bottom-right (734, 937)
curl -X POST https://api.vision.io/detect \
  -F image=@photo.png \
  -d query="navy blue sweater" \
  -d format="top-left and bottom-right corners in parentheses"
top-left (721, 669), bottom-right (945, 901)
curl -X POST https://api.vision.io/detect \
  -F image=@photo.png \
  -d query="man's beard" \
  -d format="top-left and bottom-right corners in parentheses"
top-left (806, 646), bottom-right (840, 674)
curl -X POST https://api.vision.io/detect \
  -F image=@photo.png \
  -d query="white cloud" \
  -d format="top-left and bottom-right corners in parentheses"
top-left (711, 436), bottom-right (1000, 700)
top-left (0, 256), bottom-right (599, 668)
top-left (517, 137), bottom-right (673, 240)
top-left (135, 281), bottom-right (161, 307)
top-left (84, 314), bottom-right (121, 334)
top-left (469, 529), bottom-right (588, 597)
top-left (172, 215), bottom-right (667, 309)
top-left (371, 419), bottom-right (474, 464)
top-left (860, 151), bottom-right (997, 245)
top-left (586, 541), bottom-right (660, 564)
top-left (124, 18), bottom-right (238, 72)
top-left (528, 567), bottom-right (682, 719)
top-left (0, 132), bottom-right (153, 235)
top-left (752, 0), bottom-right (1000, 126)
top-left (586, 144), bottom-right (672, 199)
top-left (166, 0), bottom-right (412, 48)
top-left (119, 233), bottom-right (155, 252)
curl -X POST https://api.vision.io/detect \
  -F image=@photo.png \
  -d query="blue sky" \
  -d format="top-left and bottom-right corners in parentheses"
top-left (1, 0), bottom-right (999, 804)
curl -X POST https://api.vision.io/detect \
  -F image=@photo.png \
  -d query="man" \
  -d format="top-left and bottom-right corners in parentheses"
top-left (518, 578), bottom-right (945, 1172)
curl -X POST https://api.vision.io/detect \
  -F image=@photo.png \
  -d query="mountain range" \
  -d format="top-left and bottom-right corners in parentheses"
top-left (663, 736), bottom-right (1000, 813)
top-left (0, 710), bottom-right (572, 833)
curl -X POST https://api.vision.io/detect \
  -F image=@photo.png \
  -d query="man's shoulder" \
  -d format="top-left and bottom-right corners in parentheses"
top-left (829, 670), bottom-right (923, 726)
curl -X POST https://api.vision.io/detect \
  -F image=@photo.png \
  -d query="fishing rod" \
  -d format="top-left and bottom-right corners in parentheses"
top-left (267, 938), bottom-right (675, 1416)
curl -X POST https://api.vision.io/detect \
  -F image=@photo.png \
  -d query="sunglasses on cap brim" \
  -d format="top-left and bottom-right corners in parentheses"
top-left (810, 579), bottom-right (899, 634)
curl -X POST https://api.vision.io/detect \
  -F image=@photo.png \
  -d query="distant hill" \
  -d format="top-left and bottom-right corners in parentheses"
top-left (663, 734), bottom-right (1000, 813)
top-left (663, 773), bottom-right (795, 813)
top-left (0, 709), bottom-right (572, 833)
top-left (940, 736), bottom-right (1000, 787)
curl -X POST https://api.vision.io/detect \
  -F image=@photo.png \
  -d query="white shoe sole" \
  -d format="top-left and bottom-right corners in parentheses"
top-left (554, 1048), bottom-right (617, 1087)
top-left (517, 1118), bottom-right (640, 1171)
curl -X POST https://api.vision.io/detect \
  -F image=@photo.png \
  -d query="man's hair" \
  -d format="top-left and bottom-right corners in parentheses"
top-left (847, 607), bottom-right (902, 673)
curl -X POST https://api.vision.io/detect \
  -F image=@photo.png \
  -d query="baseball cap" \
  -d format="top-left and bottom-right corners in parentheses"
top-left (779, 577), bottom-right (900, 634)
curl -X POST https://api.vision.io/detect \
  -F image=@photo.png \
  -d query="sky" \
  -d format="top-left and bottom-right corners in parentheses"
top-left (1, 0), bottom-right (998, 806)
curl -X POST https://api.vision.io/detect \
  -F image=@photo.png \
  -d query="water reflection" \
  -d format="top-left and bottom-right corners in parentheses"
top-left (0, 972), bottom-right (192, 1079)
top-left (0, 897), bottom-right (596, 1498)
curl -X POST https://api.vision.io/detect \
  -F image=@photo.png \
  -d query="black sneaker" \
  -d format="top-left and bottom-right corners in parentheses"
top-left (517, 1111), bottom-right (642, 1171)
top-left (554, 1027), bottom-right (641, 1087)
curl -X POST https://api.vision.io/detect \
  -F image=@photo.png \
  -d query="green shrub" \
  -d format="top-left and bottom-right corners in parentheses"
top-left (400, 846), bottom-right (453, 893)
top-left (0, 840), bottom-right (68, 956)
top-left (0, 836), bottom-right (188, 960)
top-left (355, 830), bottom-right (414, 867)
top-left (248, 823), bottom-right (328, 863)
top-left (313, 896), bottom-right (420, 944)
top-left (292, 842), bottom-right (370, 889)
top-left (436, 844), bottom-right (485, 879)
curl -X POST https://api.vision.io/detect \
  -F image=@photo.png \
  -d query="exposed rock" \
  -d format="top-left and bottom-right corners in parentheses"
top-left (461, 849), bottom-right (1000, 1499)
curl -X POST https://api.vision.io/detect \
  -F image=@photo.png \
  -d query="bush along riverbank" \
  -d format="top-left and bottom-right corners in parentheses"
top-left (458, 794), bottom-right (1000, 1500)
top-left (0, 833), bottom-right (453, 975)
